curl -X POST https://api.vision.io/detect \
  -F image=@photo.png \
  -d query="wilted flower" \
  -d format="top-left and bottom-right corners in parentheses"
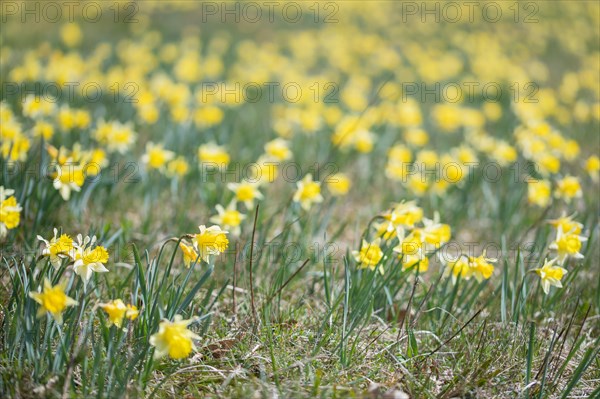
top-left (180, 241), bottom-right (199, 268)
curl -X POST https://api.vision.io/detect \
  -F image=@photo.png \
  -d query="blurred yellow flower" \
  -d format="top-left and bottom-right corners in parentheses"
top-left (445, 253), bottom-right (495, 283)
top-left (293, 174), bottom-right (323, 210)
top-left (60, 23), bottom-right (82, 47)
top-left (194, 106), bottom-right (224, 128)
top-left (52, 163), bottom-right (85, 201)
top-left (528, 179), bottom-right (552, 207)
top-left (22, 95), bottom-right (56, 119)
top-left (142, 142), bottom-right (175, 171)
top-left (167, 156), bottom-right (190, 178)
top-left (264, 138), bottom-right (292, 161)
top-left (100, 299), bottom-right (139, 328)
top-left (548, 213), bottom-right (583, 235)
top-left (210, 202), bottom-right (245, 236)
top-left (198, 142), bottom-right (230, 167)
top-left (555, 176), bottom-right (582, 202)
top-left (150, 315), bottom-right (200, 360)
top-left (227, 181), bottom-right (263, 208)
top-left (29, 278), bottom-right (77, 324)
top-left (0, 186), bottom-right (22, 239)
top-left (402, 128), bottom-right (429, 147)
top-left (352, 239), bottom-right (384, 272)
top-left (584, 155), bottom-right (599, 181)
top-left (549, 226), bottom-right (586, 263)
top-left (32, 121), bottom-right (54, 140)
top-left (326, 173), bottom-right (351, 196)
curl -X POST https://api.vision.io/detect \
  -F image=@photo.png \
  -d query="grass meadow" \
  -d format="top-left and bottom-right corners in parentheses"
top-left (0, 1), bottom-right (599, 398)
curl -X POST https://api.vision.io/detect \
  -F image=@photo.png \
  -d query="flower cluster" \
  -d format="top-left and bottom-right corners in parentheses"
top-left (353, 201), bottom-right (451, 275)
top-left (37, 230), bottom-right (109, 284)
top-left (532, 214), bottom-right (587, 295)
top-left (179, 225), bottom-right (230, 267)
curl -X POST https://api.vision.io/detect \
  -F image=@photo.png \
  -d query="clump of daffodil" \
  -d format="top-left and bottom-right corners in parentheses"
top-left (533, 258), bottom-right (567, 294)
top-left (198, 142), bottom-right (230, 168)
top-left (37, 228), bottom-right (75, 268)
top-left (22, 94), bottom-right (56, 119)
top-left (93, 120), bottom-right (137, 154)
top-left (32, 120), bottom-right (55, 140)
top-left (227, 180), bottom-right (263, 208)
top-left (293, 174), bottom-right (323, 211)
top-left (142, 142), bottom-right (175, 172)
top-left (150, 315), bottom-right (200, 360)
top-left (554, 176), bottom-right (582, 202)
top-left (444, 252), bottom-right (496, 284)
top-left (57, 106), bottom-right (90, 131)
top-left (528, 179), bottom-right (552, 207)
top-left (380, 201), bottom-right (423, 235)
top-left (326, 173), bottom-right (351, 196)
top-left (72, 235), bottom-right (110, 284)
top-left (29, 278), bottom-right (78, 324)
top-left (99, 299), bottom-right (139, 328)
top-left (386, 209), bottom-right (451, 273)
top-left (210, 202), bottom-right (245, 236)
top-left (549, 225), bottom-right (587, 263)
top-left (406, 214), bottom-right (452, 252)
top-left (393, 230), bottom-right (429, 272)
top-left (192, 225), bottom-right (229, 263)
top-left (0, 186), bottom-right (22, 239)
top-left (352, 238), bottom-right (384, 273)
